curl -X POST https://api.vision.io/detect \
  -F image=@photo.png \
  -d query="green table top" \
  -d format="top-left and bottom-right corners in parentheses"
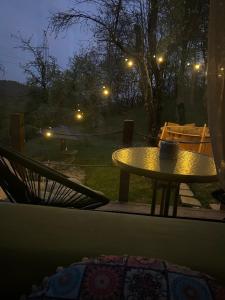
top-left (112, 147), bottom-right (217, 183)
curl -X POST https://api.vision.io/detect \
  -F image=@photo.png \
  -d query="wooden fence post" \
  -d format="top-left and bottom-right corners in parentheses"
top-left (119, 120), bottom-right (134, 202)
top-left (9, 113), bottom-right (25, 152)
top-left (60, 139), bottom-right (67, 152)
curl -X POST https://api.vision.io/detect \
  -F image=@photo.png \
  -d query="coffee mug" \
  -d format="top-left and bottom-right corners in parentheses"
top-left (159, 140), bottom-right (178, 159)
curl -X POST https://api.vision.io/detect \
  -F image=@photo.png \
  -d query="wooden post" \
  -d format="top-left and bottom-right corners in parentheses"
top-left (60, 139), bottom-right (67, 152)
top-left (9, 113), bottom-right (25, 152)
top-left (119, 120), bottom-right (134, 202)
top-left (122, 120), bottom-right (134, 147)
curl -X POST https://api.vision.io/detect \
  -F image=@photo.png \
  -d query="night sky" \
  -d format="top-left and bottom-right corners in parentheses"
top-left (0, 0), bottom-right (93, 83)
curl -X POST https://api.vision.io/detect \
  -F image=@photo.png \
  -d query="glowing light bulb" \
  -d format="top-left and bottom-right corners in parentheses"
top-left (127, 60), bottom-right (134, 67)
top-left (76, 113), bottom-right (82, 120)
top-left (125, 58), bottom-right (128, 62)
top-left (187, 62), bottom-right (191, 66)
top-left (220, 67), bottom-right (224, 71)
top-left (103, 89), bottom-right (109, 96)
top-left (153, 55), bottom-right (156, 58)
top-left (157, 56), bottom-right (164, 64)
top-left (45, 130), bottom-right (53, 138)
top-left (75, 111), bottom-right (84, 120)
top-left (194, 64), bottom-right (201, 71)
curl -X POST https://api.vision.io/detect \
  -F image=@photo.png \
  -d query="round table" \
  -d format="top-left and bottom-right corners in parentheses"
top-left (112, 147), bottom-right (217, 217)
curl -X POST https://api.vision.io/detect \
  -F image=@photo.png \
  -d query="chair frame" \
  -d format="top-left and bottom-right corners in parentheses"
top-left (0, 145), bottom-right (109, 209)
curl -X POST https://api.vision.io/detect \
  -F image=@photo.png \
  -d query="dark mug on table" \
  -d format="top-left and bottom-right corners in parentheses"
top-left (159, 140), bottom-right (178, 160)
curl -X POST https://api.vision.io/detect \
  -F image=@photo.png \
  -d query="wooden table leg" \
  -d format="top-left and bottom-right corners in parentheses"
top-left (119, 170), bottom-right (130, 202)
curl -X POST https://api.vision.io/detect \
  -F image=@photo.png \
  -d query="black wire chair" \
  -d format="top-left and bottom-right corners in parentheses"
top-left (0, 145), bottom-right (109, 209)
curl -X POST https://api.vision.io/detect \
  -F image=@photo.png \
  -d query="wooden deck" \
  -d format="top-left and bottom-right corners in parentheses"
top-left (97, 201), bottom-right (225, 221)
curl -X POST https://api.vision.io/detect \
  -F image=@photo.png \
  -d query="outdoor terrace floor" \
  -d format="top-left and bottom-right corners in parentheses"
top-left (97, 201), bottom-right (225, 221)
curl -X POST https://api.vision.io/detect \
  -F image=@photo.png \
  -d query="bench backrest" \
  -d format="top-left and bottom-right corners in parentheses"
top-left (159, 122), bottom-right (213, 156)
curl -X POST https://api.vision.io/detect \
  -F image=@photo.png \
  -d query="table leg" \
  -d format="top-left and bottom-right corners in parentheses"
top-left (119, 170), bottom-right (130, 202)
top-left (173, 183), bottom-right (180, 217)
top-left (152, 180), bottom-right (180, 217)
top-left (160, 184), bottom-right (166, 216)
top-left (164, 183), bottom-right (171, 216)
top-left (151, 179), bottom-right (157, 215)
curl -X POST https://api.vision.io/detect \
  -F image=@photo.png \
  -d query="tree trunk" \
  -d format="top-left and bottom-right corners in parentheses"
top-left (147, 0), bottom-right (161, 145)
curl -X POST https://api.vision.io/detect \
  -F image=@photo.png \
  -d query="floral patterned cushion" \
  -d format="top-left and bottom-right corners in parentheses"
top-left (26, 255), bottom-right (225, 300)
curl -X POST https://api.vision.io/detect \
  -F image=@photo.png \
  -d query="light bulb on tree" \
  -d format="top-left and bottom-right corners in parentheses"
top-left (126, 59), bottom-right (134, 68)
top-left (75, 110), bottom-right (84, 121)
top-left (76, 113), bottom-right (83, 120)
top-left (103, 89), bottom-right (109, 96)
top-left (102, 86), bottom-right (110, 96)
top-left (157, 56), bottom-right (164, 64)
top-left (44, 127), bottom-right (53, 138)
top-left (194, 64), bottom-right (201, 71)
top-left (74, 105), bottom-right (84, 121)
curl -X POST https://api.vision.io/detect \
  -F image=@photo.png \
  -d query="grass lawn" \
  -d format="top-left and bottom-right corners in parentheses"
top-left (26, 133), bottom-right (153, 203)
top-left (85, 166), bottom-right (153, 202)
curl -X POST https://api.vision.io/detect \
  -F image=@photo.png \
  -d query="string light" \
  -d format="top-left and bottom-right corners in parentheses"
top-left (44, 127), bottom-right (53, 138)
top-left (194, 64), bottom-right (201, 71)
top-left (127, 60), bottom-right (134, 67)
top-left (76, 113), bottom-right (83, 120)
top-left (102, 86), bottom-right (110, 96)
top-left (220, 67), bottom-right (224, 71)
top-left (125, 58), bottom-right (134, 68)
top-left (157, 56), bottom-right (164, 64)
top-left (74, 109), bottom-right (84, 121)
top-left (187, 62), bottom-right (191, 66)
top-left (103, 89), bottom-right (109, 96)
top-left (46, 132), bottom-right (52, 137)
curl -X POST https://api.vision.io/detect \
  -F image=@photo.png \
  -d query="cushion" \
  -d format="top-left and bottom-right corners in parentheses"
top-left (26, 255), bottom-right (225, 299)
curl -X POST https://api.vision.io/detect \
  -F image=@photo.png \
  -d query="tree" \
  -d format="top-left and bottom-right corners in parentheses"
top-left (13, 31), bottom-right (62, 129)
top-left (14, 31), bottom-right (60, 101)
top-left (51, 0), bottom-right (209, 139)
top-left (50, 0), bottom-right (163, 143)
top-left (163, 0), bottom-right (209, 121)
